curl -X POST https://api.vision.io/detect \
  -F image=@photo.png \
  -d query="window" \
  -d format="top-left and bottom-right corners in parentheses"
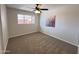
top-left (17, 14), bottom-right (35, 24)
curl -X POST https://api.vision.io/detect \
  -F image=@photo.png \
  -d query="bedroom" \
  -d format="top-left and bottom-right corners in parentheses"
top-left (0, 4), bottom-right (79, 54)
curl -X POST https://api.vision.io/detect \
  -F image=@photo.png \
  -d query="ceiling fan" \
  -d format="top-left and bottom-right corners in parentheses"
top-left (33, 4), bottom-right (48, 13)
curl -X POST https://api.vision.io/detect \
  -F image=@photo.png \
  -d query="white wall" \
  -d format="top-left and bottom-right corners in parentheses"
top-left (0, 4), bottom-right (8, 53)
top-left (7, 8), bottom-right (40, 38)
top-left (0, 19), bottom-right (3, 53)
top-left (40, 5), bottom-right (79, 46)
top-left (0, 19), bottom-right (2, 53)
top-left (0, 5), bottom-right (3, 53)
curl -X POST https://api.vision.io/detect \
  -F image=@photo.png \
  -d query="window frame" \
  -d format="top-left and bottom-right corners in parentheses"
top-left (17, 14), bottom-right (35, 24)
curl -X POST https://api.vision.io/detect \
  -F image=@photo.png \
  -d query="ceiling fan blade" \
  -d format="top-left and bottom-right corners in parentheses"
top-left (40, 9), bottom-right (48, 10)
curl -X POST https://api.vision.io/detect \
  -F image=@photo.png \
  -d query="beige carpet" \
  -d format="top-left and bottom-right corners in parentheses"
top-left (6, 32), bottom-right (77, 54)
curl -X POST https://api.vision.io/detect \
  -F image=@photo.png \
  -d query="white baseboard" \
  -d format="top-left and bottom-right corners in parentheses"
top-left (9, 31), bottom-right (78, 47)
top-left (3, 38), bottom-right (8, 54)
top-left (41, 31), bottom-right (78, 47)
top-left (0, 38), bottom-right (9, 54)
top-left (9, 31), bottom-right (39, 39)
top-left (78, 45), bottom-right (79, 54)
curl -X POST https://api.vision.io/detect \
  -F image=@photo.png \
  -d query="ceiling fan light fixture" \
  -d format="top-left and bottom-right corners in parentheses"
top-left (34, 10), bottom-right (41, 13)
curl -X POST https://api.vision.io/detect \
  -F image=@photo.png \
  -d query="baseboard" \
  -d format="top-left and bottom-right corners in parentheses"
top-left (0, 38), bottom-right (9, 54)
top-left (41, 31), bottom-right (78, 47)
top-left (3, 38), bottom-right (8, 54)
top-left (9, 31), bottom-right (40, 39)
top-left (78, 45), bottom-right (79, 54)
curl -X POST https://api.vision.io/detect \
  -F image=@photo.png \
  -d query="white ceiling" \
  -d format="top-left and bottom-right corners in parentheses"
top-left (6, 4), bottom-right (77, 12)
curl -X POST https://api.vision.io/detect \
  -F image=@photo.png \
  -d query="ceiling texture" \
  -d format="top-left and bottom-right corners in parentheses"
top-left (6, 4), bottom-right (79, 12)
top-left (6, 4), bottom-right (67, 11)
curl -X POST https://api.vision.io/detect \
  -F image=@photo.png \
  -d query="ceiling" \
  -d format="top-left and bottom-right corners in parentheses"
top-left (6, 4), bottom-right (77, 12)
